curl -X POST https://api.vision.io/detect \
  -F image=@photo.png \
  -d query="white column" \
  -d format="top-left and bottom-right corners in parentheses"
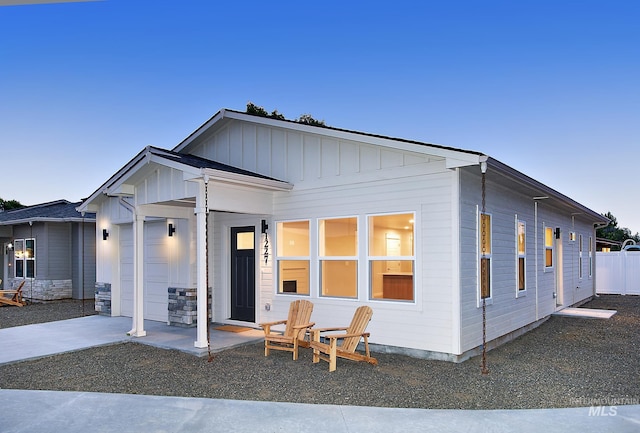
top-left (194, 179), bottom-right (209, 348)
top-left (128, 213), bottom-right (146, 337)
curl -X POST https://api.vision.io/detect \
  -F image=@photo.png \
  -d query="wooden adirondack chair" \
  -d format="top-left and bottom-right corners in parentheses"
top-left (259, 299), bottom-right (314, 360)
top-left (309, 305), bottom-right (377, 372)
top-left (0, 281), bottom-right (26, 307)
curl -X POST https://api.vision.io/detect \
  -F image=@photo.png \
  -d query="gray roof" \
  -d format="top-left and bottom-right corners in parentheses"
top-left (0, 200), bottom-right (96, 225)
top-left (148, 146), bottom-right (283, 182)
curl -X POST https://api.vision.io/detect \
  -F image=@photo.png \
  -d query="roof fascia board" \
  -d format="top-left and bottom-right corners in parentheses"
top-left (0, 217), bottom-right (96, 225)
top-left (486, 158), bottom-right (607, 223)
top-left (103, 150), bottom-right (201, 198)
top-left (172, 110), bottom-right (226, 152)
top-left (147, 153), bottom-right (201, 176)
top-left (222, 110), bottom-right (484, 162)
top-left (184, 168), bottom-right (293, 191)
top-left (78, 146), bottom-right (151, 211)
top-left (173, 109), bottom-right (485, 164)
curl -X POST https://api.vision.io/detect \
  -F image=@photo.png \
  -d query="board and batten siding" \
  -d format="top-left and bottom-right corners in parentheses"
top-left (195, 119), bottom-right (460, 354)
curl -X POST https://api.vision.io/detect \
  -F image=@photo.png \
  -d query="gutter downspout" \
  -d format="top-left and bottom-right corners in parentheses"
top-left (119, 197), bottom-right (146, 337)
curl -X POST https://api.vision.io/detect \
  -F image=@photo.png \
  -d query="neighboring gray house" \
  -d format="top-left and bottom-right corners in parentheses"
top-left (79, 109), bottom-right (607, 361)
top-left (0, 200), bottom-right (96, 300)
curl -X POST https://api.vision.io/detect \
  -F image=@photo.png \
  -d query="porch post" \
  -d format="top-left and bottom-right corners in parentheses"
top-left (129, 213), bottom-right (146, 337)
top-left (194, 178), bottom-right (209, 348)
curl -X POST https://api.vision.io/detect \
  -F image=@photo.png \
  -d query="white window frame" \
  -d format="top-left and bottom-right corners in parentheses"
top-left (14, 238), bottom-right (36, 279)
top-left (478, 210), bottom-right (493, 305)
top-left (516, 218), bottom-right (526, 297)
top-left (318, 215), bottom-right (359, 299)
top-left (578, 234), bottom-right (583, 280)
top-left (367, 211), bottom-right (416, 303)
top-left (275, 219), bottom-right (311, 296)
top-left (544, 225), bottom-right (554, 271)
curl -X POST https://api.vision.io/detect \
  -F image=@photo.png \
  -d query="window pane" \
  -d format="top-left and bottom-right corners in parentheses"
top-left (25, 239), bottom-right (35, 259)
top-left (545, 228), bottom-right (553, 248)
top-left (278, 260), bottom-right (309, 294)
top-left (368, 213), bottom-right (414, 256)
top-left (370, 260), bottom-right (414, 301)
top-left (26, 260), bottom-right (35, 278)
top-left (546, 249), bottom-right (553, 267)
top-left (320, 260), bottom-right (357, 297)
top-left (517, 222), bottom-right (525, 255)
top-left (319, 217), bottom-right (357, 256)
top-left (481, 257), bottom-right (491, 298)
top-left (236, 232), bottom-right (254, 250)
top-left (277, 221), bottom-right (309, 256)
top-left (481, 214), bottom-right (491, 254)
top-left (15, 260), bottom-right (24, 278)
top-left (518, 257), bottom-right (525, 291)
top-left (14, 240), bottom-right (24, 259)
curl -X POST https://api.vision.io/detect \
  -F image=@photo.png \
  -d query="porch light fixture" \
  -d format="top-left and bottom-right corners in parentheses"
top-left (168, 223), bottom-right (176, 237)
top-left (5, 242), bottom-right (13, 254)
top-left (102, 229), bottom-right (109, 241)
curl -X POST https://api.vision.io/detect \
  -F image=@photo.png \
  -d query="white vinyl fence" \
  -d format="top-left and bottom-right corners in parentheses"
top-left (596, 251), bottom-right (640, 295)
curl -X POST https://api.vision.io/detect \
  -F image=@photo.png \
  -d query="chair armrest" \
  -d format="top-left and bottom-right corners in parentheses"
top-left (311, 326), bottom-right (348, 333)
top-left (324, 332), bottom-right (370, 340)
top-left (292, 322), bottom-right (315, 330)
top-left (258, 319), bottom-right (287, 328)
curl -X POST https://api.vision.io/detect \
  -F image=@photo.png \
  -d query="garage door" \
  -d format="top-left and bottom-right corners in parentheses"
top-left (143, 221), bottom-right (169, 322)
top-left (119, 221), bottom-right (169, 322)
top-left (119, 225), bottom-right (134, 318)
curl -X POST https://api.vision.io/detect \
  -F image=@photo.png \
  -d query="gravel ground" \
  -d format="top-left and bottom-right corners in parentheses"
top-left (0, 295), bottom-right (638, 409)
top-left (0, 299), bottom-right (96, 329)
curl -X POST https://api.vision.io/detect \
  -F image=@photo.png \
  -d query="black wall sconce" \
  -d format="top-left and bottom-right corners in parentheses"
top-left (261, 219), bottom-right (269, 264)
top-left (102, 229), bottom-right (109, 241)
top-left (168, 223), bottom-right (176, 237)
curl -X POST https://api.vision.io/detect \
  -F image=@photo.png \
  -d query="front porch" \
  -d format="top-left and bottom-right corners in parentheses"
top-left (0, 315), bottom-right (265, 365)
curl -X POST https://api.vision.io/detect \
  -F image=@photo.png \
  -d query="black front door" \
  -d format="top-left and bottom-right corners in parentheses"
top-left (230, 226), bottom-right (255, 322)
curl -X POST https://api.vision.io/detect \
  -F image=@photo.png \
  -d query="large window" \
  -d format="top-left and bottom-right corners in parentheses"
top-left (276, 221), bottom-right (310, 295)
top-left (479, 213), bottom-right (492, 299)
top-left (545, 227), bottom-right (554, 268)
top-left (517, 220), bottom-right (526, 293)
top-left (14, 238), bottom-right (35, 279)
top-left (319, 217), bottom-right (358, 298)
top-left (368, 213), bottom-right (415, 301)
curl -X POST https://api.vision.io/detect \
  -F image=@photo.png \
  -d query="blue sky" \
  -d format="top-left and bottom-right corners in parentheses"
top-left (1, 0), bottom-right (638, 233)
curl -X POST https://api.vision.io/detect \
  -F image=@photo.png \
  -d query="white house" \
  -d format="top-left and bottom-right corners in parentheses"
top-left (78, 109), bottom-right (607, 361)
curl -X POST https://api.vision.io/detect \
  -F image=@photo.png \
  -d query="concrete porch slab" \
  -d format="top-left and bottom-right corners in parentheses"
top-left (552, 308), bottom-right (617, 319)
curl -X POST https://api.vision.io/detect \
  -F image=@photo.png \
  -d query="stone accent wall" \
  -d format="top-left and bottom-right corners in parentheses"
top-left (12, 279), bottom-right (72, 301)
top-left (168, 287), bottom-right (211, 327)
top-left (95, 282), bottom-right (112, 316)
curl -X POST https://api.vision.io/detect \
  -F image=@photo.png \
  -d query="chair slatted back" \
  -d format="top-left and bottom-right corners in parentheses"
top-left (284, 300), bottom-right (314, 339)
top-left (340, 306), bottom-right (373, 353)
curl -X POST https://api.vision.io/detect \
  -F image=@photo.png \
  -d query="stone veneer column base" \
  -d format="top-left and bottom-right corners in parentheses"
top-left (9, 279), bottom-right (72, 301)
top-left (168, 287), bottom-right (211, 328)
top-left (95, 282), bottom-right (112, 316)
